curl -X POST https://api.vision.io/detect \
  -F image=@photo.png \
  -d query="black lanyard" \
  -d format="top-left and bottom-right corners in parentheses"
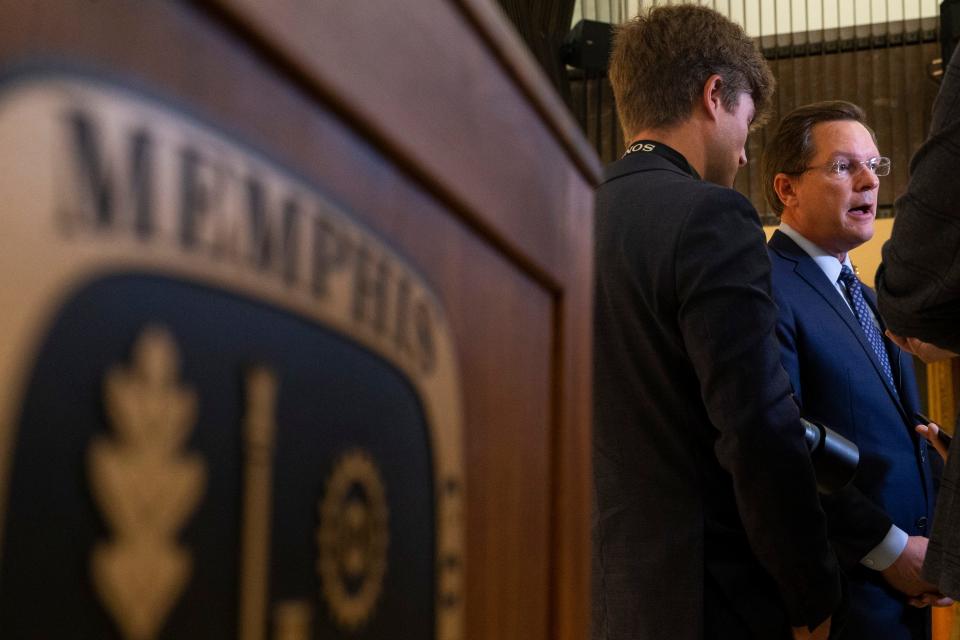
top-left (622, 139), bottom-right (700, 180)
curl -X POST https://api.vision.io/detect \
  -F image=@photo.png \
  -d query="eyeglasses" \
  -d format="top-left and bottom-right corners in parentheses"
top-left (797, 156), bottom-right (891, 178)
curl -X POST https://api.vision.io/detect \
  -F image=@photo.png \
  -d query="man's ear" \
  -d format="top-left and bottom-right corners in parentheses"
top-left (701, 74), bottom-right (725, 122)
top-left (773, 173), bottom-right (799, 209)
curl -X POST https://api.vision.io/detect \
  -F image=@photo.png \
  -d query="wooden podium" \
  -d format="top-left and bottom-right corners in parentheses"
top-left (0, 2), bottom-right (599, 639)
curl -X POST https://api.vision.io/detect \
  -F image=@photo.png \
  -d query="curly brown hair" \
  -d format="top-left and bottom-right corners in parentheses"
top-left (761, 101), bottom-right (875, 216)
top-left (609, 5), bottom-right (774, 140)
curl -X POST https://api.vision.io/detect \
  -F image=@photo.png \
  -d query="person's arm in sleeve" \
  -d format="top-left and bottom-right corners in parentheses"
top-left (675, 190), bottom-right (841, 630)
top-left (877, 47), bottom-right (960, 353)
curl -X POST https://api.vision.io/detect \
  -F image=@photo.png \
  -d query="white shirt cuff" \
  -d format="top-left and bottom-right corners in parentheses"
top-left (860, 525), bottom-right (908, 571)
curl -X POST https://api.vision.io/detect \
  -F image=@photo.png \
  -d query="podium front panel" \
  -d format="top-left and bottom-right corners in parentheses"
top-left (0, 2), bottom-right (597, 639)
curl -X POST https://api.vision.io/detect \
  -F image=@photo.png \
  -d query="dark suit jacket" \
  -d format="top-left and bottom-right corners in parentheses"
top-left (592, 148), bottom-right (841, 640)
top-left (877, 44), bottom-right (960, 355)
top-left (878, 45), bottom-right (960, 601)
top-left (768, 230), bottom-right (936, 639)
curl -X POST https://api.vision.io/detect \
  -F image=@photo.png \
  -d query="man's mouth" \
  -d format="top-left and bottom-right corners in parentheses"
top-left (847, 204), bottom-right (874, 217)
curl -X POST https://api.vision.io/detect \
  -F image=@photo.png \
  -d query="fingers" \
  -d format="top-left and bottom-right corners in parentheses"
top-left (905, 336), bottom-right (959, 363)
top-left (915, 423), bottom-right (950, 459)
top-left (885, 330), bottom-right (912, 353)
top-left (908, 592), bottom-right (954, 608)
top-left (792, 617), bottom-right (831, 640)
top-left (885, 330), bottom-right (959, 363)
top-left (915, 423), bottom-right (939, 439)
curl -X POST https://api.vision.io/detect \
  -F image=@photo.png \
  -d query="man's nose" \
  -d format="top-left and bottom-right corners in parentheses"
top-left (855, 166), bottom-right (880, 190)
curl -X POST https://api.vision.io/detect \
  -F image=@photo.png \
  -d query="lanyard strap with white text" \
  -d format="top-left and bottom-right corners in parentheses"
top-left (622, 139), bottom-right (701, 180)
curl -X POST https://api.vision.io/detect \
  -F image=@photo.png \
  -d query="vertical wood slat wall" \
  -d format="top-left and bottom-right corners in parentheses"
top-left (569, 2), bottom-right (943, 221)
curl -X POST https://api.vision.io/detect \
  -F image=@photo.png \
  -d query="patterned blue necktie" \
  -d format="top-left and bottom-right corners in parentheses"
top-left (838, 265), bottom-right (896, 389)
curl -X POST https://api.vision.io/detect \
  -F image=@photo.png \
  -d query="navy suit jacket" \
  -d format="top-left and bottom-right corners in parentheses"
top-left (769, 230), bottom-right (937, 639)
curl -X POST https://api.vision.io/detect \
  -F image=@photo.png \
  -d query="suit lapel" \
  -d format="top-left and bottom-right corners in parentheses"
top-left (769, 231), bottom-right (909, 418)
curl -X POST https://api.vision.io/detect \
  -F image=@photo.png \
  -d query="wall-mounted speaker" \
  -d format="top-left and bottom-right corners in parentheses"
top-left (562, 19), bottom-right (613, 74)
top-left (941, 0), bottom-right (960, 65)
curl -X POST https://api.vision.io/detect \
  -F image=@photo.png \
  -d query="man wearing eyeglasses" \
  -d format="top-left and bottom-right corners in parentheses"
top-left (761, 101), bottom-right (945, 639)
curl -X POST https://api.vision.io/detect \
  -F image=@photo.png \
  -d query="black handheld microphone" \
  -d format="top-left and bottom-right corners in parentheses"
top-left (800, 418), bottom-right (859, 494)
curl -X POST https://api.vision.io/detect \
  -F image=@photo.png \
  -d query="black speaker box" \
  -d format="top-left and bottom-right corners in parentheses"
top-left (562, 19), bottom-right (613, 73)
top-left (942, 0), bottom-right (960, 65)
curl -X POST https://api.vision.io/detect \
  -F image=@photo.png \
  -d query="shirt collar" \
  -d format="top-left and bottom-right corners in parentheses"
top-left (778, 221), bottom-right (853, 284)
